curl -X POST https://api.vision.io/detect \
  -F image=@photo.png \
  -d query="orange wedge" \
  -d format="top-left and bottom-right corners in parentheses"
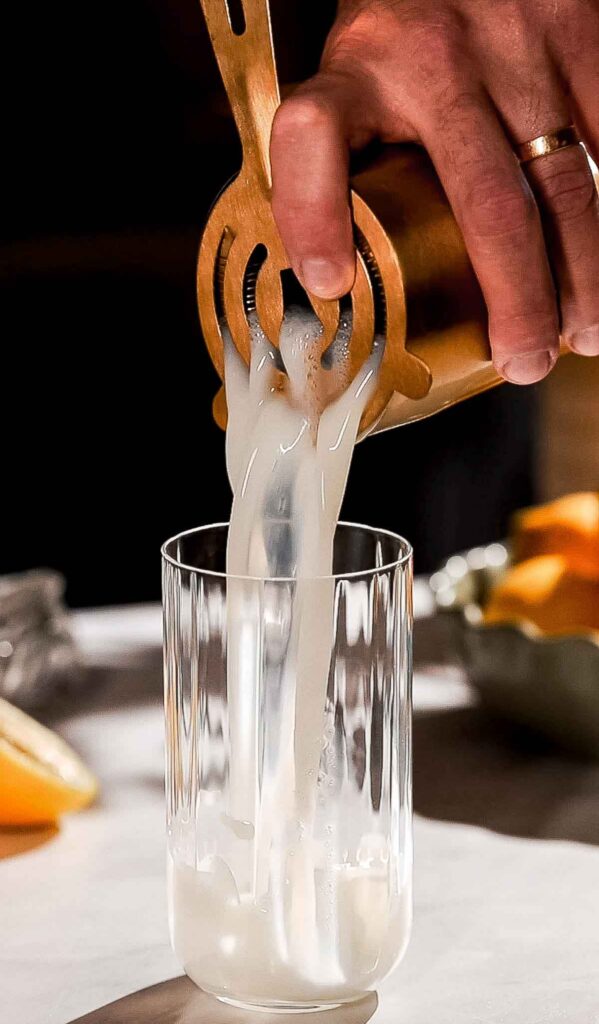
top-left (484, 554), bottom-right (599, 636)
top-left (512, 492), bottom-right (599, 579)
top-left (0, 698), bottom-right (98, 826)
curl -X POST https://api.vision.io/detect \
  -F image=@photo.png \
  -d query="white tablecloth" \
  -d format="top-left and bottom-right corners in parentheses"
top-left (1, 593), bottom-right (599, 1024)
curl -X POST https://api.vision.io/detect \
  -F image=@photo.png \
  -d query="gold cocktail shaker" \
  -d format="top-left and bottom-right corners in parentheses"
top-left (196, 0), bottom-right (529, 439)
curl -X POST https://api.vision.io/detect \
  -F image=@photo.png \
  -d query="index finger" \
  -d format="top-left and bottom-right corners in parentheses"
top-left (270, 79), bottom-right (356, 299)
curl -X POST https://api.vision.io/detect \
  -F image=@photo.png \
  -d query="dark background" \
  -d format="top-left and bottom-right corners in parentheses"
top-left (2, 0), bottom-right (535, 607)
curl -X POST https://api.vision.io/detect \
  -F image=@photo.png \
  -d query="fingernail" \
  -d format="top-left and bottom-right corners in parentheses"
top-left (500, 350), bottom-right (555, 385)
top-left (300, 258), bottom-right (351, 299)
top-left (569, 325), bottom-right (599, 356)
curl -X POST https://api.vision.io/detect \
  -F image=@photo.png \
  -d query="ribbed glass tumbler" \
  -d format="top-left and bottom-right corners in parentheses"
top-left (162, 522), bottom-right (413, 1013)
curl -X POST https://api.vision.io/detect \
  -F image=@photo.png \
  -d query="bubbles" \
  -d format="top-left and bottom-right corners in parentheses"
top-left (357, 832), bottom-right (389, 870)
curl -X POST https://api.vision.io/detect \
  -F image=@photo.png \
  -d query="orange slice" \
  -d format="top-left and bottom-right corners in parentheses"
top-left (512, 492), bottom-right (599, 579)
top-left (0, 697), bottom-right (98, 826)
top-left (484, 554), bottom-right (599, 636)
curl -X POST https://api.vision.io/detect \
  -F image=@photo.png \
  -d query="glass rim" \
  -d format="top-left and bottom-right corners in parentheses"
top-left (161, 521), bottom-right (412, 583)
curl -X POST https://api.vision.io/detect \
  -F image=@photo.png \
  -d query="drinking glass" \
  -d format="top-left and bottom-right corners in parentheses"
top-left (162, 522), bottom-right (413, 1012)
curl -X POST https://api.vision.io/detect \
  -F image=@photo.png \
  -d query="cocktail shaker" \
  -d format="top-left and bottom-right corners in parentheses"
top-left (196, 0), bottom-right (578, 439)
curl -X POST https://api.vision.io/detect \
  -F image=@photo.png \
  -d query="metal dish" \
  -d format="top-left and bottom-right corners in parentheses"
top-left (431, 543), bottom-right (599, 757)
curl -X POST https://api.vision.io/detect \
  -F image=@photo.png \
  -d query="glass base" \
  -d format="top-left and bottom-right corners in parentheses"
top-left (217, 995), bottom-right (346, 1014)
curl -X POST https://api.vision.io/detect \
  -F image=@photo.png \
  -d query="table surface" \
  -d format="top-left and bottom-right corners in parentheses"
top-left (2, 591), bottom-right (599, 1024)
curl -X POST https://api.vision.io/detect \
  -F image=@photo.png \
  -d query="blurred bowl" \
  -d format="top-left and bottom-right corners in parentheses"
top-left (431, 543), bottom-right (599, 758)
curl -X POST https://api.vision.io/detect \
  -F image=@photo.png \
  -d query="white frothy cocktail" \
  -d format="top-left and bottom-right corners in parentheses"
top-left (167, 309), bottom-right (412, 1010)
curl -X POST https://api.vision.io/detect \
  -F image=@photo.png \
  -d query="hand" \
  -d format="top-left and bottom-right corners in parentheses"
top-left (270, 0), bottom-right (599, 383)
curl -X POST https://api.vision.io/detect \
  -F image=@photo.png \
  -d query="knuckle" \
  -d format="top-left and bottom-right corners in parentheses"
top-left (416, 31), bottom-right (459, 74)
top-left (395, 11), bottom-right (469, 102)
top-left (465, 178), bottom-right (536, 240)
top-left (492, 309), bottom-right (558, 340)
top-left (534, 160), bottom-right (597, 221)
top-left (273, 198), bottom-right (338, 227)
top-left (272, 92), bottom-right (336, 143)
top-left (414, 50), bottom-right (466, 105)
top-left (490, 309), bottom-right (560, 361)
top-left (409, 12), bottom-right (464, 71)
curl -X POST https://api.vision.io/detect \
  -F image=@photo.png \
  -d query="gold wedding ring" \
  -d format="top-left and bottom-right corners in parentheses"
top-left (517, 125), bottom-right (581, 163)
